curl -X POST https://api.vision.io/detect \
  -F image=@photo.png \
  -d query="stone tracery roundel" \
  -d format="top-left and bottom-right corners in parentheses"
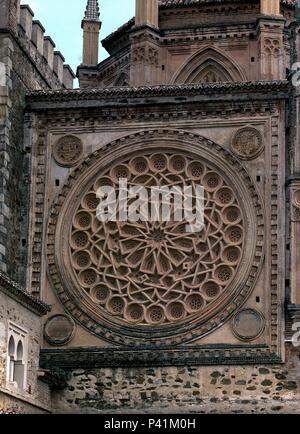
top-left (47, 130), bottom-right (265, 345)
top-left (71, 154), bottom-right (244, 326)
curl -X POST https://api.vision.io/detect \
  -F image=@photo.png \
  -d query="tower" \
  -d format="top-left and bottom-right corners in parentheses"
top-left (82, 0), bottom-right (101, 66)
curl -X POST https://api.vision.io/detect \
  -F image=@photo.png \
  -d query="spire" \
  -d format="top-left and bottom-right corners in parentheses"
top-left (83, 0), bottom-right (100, 22)
top-left (81, 0), bottom-right (101, 65)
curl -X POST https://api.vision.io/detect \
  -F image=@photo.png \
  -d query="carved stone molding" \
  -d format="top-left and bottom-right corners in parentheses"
top-left (46, 129), bottom-right (265, 348)
top-left (40, 345), bottom-right (282, 369)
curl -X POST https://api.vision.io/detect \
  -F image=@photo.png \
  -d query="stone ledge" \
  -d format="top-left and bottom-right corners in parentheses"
top-left (26, 80), bottom-right (289, 111)
top-left (160, 0), bottom-right (295, 8)
top-left (40, 346), bottom-right (282, 369)
top-left (0, 271), bottom-right (50, 316)
top-left (0, 386), bottom-right (51, 414)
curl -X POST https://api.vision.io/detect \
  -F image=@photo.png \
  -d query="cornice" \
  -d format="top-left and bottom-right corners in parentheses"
top-left (0, 272), bottom-right (50, 317)
top-left (40, 345), bottom-right (282, 369)
top-left (160, 0), bottom-right (295, 8)
top-left (26, 81), bottom-right (289, 110)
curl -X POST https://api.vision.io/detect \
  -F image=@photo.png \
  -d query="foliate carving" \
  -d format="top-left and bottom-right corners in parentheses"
top-left (53, 135), bottom-right (83, 167)
top-left (231, 127), bottom-right (264, 160)
top-left (70, 152), bottom-right (244, 326)
top-left (132, 45), bottom-right (159, 66)
top-left (44, 315), bottom-right (75, 346)
top-left (232, 309), bottom-right (265, 342)
top-left (47, 130), bottom-right (265, 346)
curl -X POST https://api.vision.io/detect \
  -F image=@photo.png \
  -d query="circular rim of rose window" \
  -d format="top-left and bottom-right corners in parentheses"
top-left (47, 129), bottom-right (265, 347)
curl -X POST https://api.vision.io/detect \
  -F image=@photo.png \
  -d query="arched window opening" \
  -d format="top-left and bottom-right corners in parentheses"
top-left (8, 336), bottom-right (15, 383)
top-left (6, 324), bottom-right (28, 391)
top-left (14, 341), bottom-right (25, 389)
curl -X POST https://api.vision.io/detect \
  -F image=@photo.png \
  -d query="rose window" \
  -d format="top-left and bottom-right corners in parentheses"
top-left (68, 151), bottom-right (245, 326)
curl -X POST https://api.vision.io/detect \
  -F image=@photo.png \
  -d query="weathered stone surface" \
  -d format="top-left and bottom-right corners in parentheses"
top-left (2, 0), bottom-right (300, 415)
top-left (49, 358), bottom-right (300, 413)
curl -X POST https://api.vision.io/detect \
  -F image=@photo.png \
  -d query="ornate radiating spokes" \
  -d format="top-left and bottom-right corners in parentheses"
top-left (70, 152), bottom-right (244, 325)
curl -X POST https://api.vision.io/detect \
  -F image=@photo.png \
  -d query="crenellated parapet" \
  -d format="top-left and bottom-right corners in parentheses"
top-left (16, 4), bottom-right (75, 90)
top-left (0, 1), bottom-right (74, 280)
top-left (0, 2), bottom-right (75, 91)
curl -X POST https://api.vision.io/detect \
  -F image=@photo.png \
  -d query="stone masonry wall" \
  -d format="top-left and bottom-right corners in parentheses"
top-left (0, 290), bottom-right (51, 413)
top-left (51, 346), bottom-right (300, 414)
top-left (0, 28), bottom-right (67, 285)
top-left (0, 391), bottom-right (49, 414)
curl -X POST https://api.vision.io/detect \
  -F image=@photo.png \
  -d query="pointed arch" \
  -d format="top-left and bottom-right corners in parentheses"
top-left (171, 47), bottom-right (248, 84)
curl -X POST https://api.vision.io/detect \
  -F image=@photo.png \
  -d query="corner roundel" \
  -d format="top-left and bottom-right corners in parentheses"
top-left (47, 129), bottom-right (265, 347)
top-left (53, 135), bottom-right (83, 167)
top-left (231, 127), bottom-right (264, 160)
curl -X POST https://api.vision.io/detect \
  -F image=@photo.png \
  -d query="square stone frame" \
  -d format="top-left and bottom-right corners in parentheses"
top-left (26, 84), bottom-right (287, 368)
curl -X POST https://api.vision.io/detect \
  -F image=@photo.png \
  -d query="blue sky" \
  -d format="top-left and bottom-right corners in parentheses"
top-left (20, 0), bottom-right (135, 73)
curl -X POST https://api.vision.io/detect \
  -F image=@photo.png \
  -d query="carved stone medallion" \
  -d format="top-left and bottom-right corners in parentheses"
top-left (44, 315), bottom-right (76, 346)
top-left (231, 127), bottom-right (263, 160)
top-left (232, 309), bottom-right (265, 341)
top-left (47, 130), bottom-right (265, 346)
top-left (53, 135), bottom-right (83, 167)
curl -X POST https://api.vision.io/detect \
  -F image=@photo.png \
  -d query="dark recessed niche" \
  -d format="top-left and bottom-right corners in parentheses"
top-left (55, 179), bottom-right (60, 187)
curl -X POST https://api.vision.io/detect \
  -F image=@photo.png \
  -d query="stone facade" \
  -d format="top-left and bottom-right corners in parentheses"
top-left (0, 0), bottom-right (73, 414)
top-left (50, 352), bottom-right (300, 414)
top-left (0, 272), bottom-right (50, 413)
top-left (1, 0), bottom-right (300, 414)
top-left (0, 3), bottom-right (74, 282)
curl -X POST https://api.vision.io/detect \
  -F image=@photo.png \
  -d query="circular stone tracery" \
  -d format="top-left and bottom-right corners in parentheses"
top-left (48, 131), bottom-right (264, 345)
top-left (70, 152), bottom-right (244, 326)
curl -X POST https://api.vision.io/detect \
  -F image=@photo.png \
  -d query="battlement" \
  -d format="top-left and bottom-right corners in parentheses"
top-left (0, 2), bottom-right (75, 90)
top-left (18, 4), bottom-right (75, 89)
